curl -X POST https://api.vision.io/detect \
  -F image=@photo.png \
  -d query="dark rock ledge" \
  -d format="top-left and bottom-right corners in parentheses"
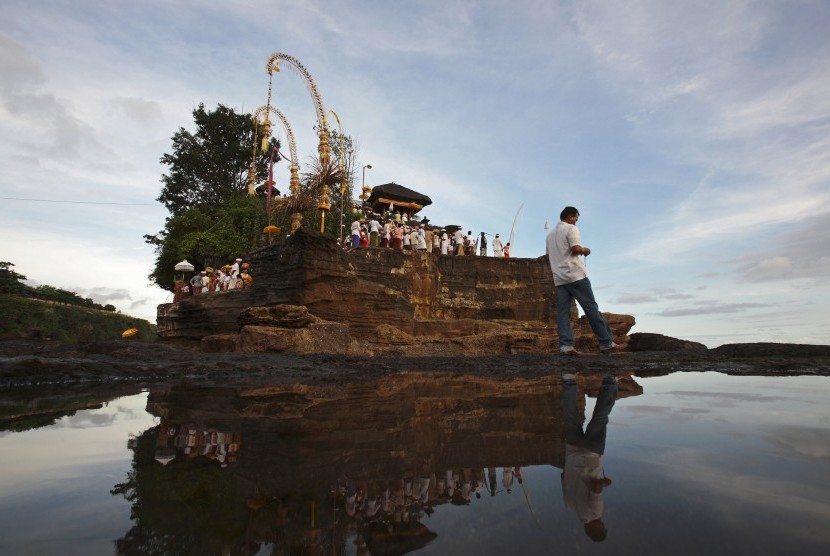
top-left (2, 335), bottom-right (829, 391)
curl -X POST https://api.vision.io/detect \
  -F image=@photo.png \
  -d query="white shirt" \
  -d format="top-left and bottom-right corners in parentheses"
top-left (492, 237), bottom-right (503, 256)
top-left (562, 444), bottom-right (604, 524)
top-left (546, 221), bottom-right (587, 286)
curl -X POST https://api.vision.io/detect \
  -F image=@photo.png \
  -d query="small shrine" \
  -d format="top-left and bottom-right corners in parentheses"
top-left (365, 182), bottom-right (432, 215)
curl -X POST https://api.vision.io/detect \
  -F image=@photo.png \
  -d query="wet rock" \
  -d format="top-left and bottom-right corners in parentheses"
top-left (628, 332), bottom-right (708, 352)
top-left (712, 343), bottom-right (830, 357)
top-left (1, 338), bottom-right (829, 391)
top-left (201, 334), bottom-right (240, 352)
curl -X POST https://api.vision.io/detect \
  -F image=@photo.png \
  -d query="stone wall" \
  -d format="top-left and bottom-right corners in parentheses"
top-left (156, 228), bottom-right (633, 354)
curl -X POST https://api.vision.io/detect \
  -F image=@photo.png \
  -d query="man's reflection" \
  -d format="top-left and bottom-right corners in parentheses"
top-left (561, 372), bottom-right (617, 542)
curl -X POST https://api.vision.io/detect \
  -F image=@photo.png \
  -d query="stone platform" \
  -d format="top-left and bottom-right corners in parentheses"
top-left (156, 229), bottom-right (634, 355)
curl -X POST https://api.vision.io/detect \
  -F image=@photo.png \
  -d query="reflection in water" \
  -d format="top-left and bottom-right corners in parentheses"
top-left (110, 373), bottom-right (640, 555)
top-left (562, 373), bottom-right (617, 543)
top-left (152, 421), bottom-right (241, 468)
top-left (4, 373), bottom-right (830, 553)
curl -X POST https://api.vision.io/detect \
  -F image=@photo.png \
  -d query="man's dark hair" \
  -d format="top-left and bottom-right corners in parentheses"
top-left (584, 519), bottom-right (608, 542)
top-left (560, 206), bottom-right (580, 221)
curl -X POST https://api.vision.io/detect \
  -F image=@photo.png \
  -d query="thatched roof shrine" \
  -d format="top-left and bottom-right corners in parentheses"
top-left (366, 182), bottom-right (432, 214)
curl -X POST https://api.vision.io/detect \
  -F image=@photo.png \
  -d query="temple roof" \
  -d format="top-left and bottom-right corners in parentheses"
top-left (366, 182), bottom-right (432, 213)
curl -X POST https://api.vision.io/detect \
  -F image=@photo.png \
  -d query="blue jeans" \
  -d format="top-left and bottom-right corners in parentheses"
top-left (556, 277), bottom-right (613, 349)
top-left (563, 378), bottom-right (617, 455)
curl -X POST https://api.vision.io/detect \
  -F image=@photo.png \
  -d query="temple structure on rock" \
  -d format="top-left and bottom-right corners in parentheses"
top-left (157, 229), bottom-right (634, 355)
top-left (365, 182), bottom-right (432, 216)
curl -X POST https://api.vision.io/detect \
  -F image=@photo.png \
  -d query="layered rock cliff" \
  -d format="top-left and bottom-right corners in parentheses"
top-left (156, 229), bottom-right (634, 355)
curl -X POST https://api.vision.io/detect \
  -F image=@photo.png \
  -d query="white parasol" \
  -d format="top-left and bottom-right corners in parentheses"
top-left (154, 448), bottom-right (177, 466)
top-left (174, 259), bottom-right (194, 272)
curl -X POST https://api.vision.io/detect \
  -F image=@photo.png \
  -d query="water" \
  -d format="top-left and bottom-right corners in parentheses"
top-left (1, 371), bottom-right (828, 555)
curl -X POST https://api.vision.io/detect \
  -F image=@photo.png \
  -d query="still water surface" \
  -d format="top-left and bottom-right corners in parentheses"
top-left (1, 371), bottom-right (828, 555)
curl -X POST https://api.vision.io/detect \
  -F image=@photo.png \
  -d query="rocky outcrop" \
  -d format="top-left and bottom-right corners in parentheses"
top-left (627, 332), bottom-right (708, 352)
top-left (157, 229), bottom-right (635, 354)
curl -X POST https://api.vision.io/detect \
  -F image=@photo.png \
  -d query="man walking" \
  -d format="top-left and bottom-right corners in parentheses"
top-left (546, 206), bottom-right (625, 355)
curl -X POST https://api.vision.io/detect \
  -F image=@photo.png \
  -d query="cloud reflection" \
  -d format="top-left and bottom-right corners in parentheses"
top-left (764, 425), bottom-right (830, 460)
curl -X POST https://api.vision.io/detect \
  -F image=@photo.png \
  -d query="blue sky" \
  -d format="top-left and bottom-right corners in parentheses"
top-left (1, 0), bottom-right (829, 347)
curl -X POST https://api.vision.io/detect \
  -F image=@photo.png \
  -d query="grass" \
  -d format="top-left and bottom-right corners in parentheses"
top-left (0, 295), bottom-right (156, 343)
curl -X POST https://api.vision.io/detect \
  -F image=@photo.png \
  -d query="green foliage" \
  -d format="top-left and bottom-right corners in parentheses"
top-left (148, 103), bottom-right (281, 290)
top-left (146, 196), bottom-right (267, 291)
top-left (157, 103), bottom-right (279, 217)
top-left (1, 262), bottom-right (118, 311)
top-left (0, 295), bottom-right (156, 343)
top-left (0, 261), bottom-right (28, 295)
top-left (148, 103), bottom-right (367, 288)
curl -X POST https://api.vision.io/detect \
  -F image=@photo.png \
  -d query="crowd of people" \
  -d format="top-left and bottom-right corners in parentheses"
top-left (337, 465), bottom-right (528, 543)
top-left (343, 210), bottom-right (511, 258)
top-left (173, 257), bottom-right (253, 302)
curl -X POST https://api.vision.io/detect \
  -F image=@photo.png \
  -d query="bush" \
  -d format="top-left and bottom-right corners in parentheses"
top-left (0, 296), bottom-right (156, 343)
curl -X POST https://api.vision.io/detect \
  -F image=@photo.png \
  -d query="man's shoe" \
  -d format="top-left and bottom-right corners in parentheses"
top-left (560, 346), bottom-right (581, 356)
top-left (600, 342), bottom-right (627, 354)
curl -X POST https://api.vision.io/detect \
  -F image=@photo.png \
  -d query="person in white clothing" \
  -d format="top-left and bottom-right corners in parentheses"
top-left (440, 232), bottom-right (450, 255)
top-left (228, 258), bottom-right (241, 289)
top-left (416, 226), bottom-right (427, 250)
top-left (453, 228), bottom-right (465, 256)
top-left (369, 218), bottom-right (381, 247)
top-left (350, 219), bottom-right (362, 249)
top-left (492, 234), bottom-right (503, 257)
top-left (561, 373), bottom-right (617, 543)
top-left (545, 206), bottom-right (625, 355)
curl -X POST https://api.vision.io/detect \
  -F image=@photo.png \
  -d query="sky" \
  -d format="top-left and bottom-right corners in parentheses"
top-left (1, 0), bottom-right (829, 348)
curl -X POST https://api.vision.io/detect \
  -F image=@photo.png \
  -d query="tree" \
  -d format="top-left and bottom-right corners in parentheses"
top-left (0, 261), bottom-right (28, 295)
top-left (146, 196), bottom-right (267, 291)
top-left (146, 104), bottom-right (279, 290)
top-left (157, 103), bottom-right (279, 217)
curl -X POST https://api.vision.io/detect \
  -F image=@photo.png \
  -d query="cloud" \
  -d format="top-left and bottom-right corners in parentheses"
top-left (571, 2), bottom-right (830, 264)
top-left (732, 211), bottom-right (830, 282)
top-left (0, 35), bottom-right (119, 178)
top-left (654, 301), bottom-right (769, 317)
top-left (107, 97), bottom-right (164, 126)
top-left (616, 294), bottom-right (658, 304)
top-left (2, 225), bottom-right (170, 321)
top-left (662, 391), bottom-right (787, 404)
top-left (615, 288), bottom-right (697, 305)
top-left (75, 286), bottom-right (134, 305)
top-left (663, 293), bottom-right (694, 300)
top-left (658, 447), bottom-right (830, 528)
top-left (0, 34), bottom-right (46, 91)
top-left (764, 426), bottom-right (830, 460)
